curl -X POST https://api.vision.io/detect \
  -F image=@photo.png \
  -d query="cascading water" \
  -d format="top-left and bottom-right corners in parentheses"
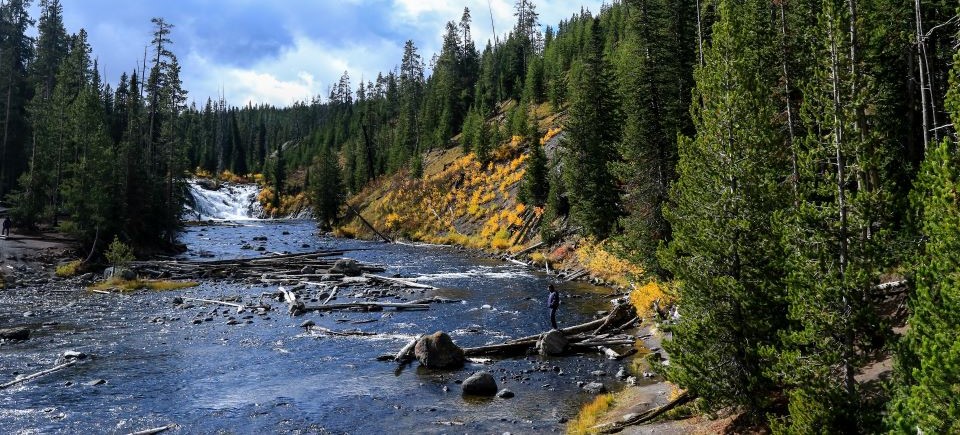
top-left (183, 179), bottom-right (262, 221)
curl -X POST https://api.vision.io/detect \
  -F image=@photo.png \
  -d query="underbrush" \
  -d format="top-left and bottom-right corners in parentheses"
top-left (89, 277), bottom-right (198, 292)
top-left (568, 393), bottom-right (616, 435)
top-left (55, 259), bottom-right (83, 277)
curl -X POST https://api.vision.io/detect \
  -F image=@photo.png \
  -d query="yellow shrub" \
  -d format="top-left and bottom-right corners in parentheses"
top-left (384, 213), bottom-right (402, 231)
top-left (630, 281), bottom-right (666, 317)
top-left (541, 127), bottom-right (563, 145)
top-left (491, 228), bottom-right (512, 250)
top-left (194, 167), bottom-right (213, 178)
top-left (56, 260), bottom-right (82, 277)
top-left (567, 393), bottom-right (616, 435)
top-left (576, 239), bottom-right (644, 288)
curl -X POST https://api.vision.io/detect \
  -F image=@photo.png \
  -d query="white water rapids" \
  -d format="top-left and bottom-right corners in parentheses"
top-left (183, 180), bottom-right (263, 221)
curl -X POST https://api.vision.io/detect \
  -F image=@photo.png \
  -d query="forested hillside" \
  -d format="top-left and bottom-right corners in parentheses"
top-left (1, 0), bottom-right (959, 431)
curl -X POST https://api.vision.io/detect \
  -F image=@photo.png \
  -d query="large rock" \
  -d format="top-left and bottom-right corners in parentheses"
top-left (537, 329), bottom-right (569, 356)
top-left (582, 382), bottom-right (606, 394)
top-left (0, 327), bottom-right (30, 341)
top-left (330, 259), bottom-right (363, 277)
top-left (461, 371), bottom-right (498, 396)
top-left (197, 178), bottom-right (219, 190)
top-left (414, 331), bottom-right (465, 369)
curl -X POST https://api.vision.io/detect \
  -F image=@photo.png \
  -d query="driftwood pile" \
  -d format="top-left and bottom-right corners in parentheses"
top-left (129, 250), bottom-right (383, 283)
top-left (388, 302), bottom-right (640, 362)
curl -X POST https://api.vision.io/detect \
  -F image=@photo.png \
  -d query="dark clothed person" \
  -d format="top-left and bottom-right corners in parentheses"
top-left (1, 217), bottom-right (9, 237)
top-left (547, 284), bottom-right (560, 330)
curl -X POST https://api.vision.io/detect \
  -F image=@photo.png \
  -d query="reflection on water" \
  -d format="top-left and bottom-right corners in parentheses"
top-left (0, 220), bottom-right (629, 433)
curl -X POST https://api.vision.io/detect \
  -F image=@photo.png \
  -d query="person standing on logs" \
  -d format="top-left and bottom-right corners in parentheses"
top-left (547, 284), bottom-right (560, 330)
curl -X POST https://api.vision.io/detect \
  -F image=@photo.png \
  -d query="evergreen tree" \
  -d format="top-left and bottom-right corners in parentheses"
top-left (658, 0), bottom-right (789, 417)
top-left (771, 0), bottom-right (894, 431)
top-left (520, 140), bottom-right (548, 207)
top-left (0, 0), bottom-right (34, 199)
top-left (886, 24), bottom-right (960, 434)
top-left (612, 0), bottom-right (695, 271)
top-left (561, 17), bottom-right (621, 238)
top-left (311, 147), bottom-right (344, 231)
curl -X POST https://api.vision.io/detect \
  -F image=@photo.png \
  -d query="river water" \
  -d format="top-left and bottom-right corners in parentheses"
top-left (0, 220), bottom-right (630, 434)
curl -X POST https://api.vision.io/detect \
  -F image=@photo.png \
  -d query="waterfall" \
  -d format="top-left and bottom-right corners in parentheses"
top-left (183, 179), bottom-right (262, 221)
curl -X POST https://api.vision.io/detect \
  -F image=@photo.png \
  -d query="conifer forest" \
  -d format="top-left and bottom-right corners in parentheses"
top-left (1, 0), bottom-right (959, 432)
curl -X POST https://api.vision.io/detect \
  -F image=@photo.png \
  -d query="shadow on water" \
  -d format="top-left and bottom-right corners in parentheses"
top-left (0, 220), bottom-right (631, 433)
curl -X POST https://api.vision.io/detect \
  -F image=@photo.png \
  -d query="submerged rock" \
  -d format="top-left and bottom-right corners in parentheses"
top-left (330, 259), bottom-right (362, 277)
top-left (0, 327), bottom-right (30, 341)
top-left (414, 331), bottom-right (465, 369)
top-left (461, 371), bottom-right (498, 396)
top-left (536, 329), bottom-right (569, 356)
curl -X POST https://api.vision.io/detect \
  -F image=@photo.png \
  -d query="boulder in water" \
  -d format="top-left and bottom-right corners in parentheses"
top-left (196, 178), bottom-right (219, 190)
top-left (414, 331), bottom-right (465, 369)
top-left (461, 371), bottom-right (498, 396)
top-left (0, 327), bottom-right (30, 341)
top-left (537, 329), bottom-right (569, 356)
top-left (582, 382), bottom-right (606, 394)
top-left (330, 259), bottom-right (362, 277)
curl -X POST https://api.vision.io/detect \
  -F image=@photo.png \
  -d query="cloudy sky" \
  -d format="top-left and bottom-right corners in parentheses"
top-left (40, 1), bottom-right (607, 107)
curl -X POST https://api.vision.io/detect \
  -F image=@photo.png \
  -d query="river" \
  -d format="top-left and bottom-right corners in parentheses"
top-left (0, 218), bottom-right (630, 433)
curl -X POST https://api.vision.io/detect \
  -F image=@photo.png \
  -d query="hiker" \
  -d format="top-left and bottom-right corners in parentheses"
top-left (1, 216), bottom-right (10, 237)
top-left (547, 284), bottom-right (560, 330)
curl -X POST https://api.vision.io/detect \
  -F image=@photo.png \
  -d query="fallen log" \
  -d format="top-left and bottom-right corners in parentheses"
top-left (127, 424), bottom-right (176, 435)
top-left (460, 304), bottom-right (635, 357)
top-left (395, 334), bottom-right (423, 363)
top-left (511, 241), bottom-right (544, 258)
top-left (364, 274), bottom-right (436, 290)
top-left (0, 361), bottom-right (76, 390)
top-left (309, 326), bottom-right (377, 337)
top-left (463, 340), bottom-right (537, 357)
top-left (181, 297), bottom-right (246, 310)
top-left (347, 204), bottom-right (393, 243)
top-left (507, 303), bottom-right (633, 344)
top-left (302, 302), bottom-right (430, 312)
top-left (322, 286), bottom-right (339, 305)
top-left (596, 391), bottom-right (692, 434)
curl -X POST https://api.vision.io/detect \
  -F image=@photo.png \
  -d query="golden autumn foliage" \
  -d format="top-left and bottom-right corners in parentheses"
top-left (567, 393), bottom-right (616, 435)
top-left (343, 143), bottom-right (531, 251)
top-left (257, 187), bottom-right (309, 218)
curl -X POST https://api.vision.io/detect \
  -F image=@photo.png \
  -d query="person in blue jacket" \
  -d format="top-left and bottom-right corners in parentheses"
top-left (547, 284), bottom-right (560, 330)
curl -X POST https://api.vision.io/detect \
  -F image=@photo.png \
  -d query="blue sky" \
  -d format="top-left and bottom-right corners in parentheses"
top-left (44, 1), bottom-right (607, 107)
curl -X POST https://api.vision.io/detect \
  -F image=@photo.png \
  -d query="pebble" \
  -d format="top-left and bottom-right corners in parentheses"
top-left (496, 389), bottom-right (515, 399)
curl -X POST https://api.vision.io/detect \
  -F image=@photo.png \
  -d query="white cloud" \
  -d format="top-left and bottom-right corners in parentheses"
top-left (184, 35), bottom-right (402, 106)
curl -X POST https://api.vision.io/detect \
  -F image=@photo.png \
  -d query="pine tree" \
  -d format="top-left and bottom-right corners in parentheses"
top-left (612, 0), bottom-right (695, 271)
top-left (886, 30), bottom-right (960, 434)
top-left (312, 147), bottom-right (344, 231)
top-left (520, 140), bottom-right (548, 207)
top-left (561, 17), bottom-right (621, 238)
top-left (658, 0), bottom-right (790, 417)
top-left (0, 0), bottom-right (34, 199)
top-left (771, 0), bottom-right (894, 431)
